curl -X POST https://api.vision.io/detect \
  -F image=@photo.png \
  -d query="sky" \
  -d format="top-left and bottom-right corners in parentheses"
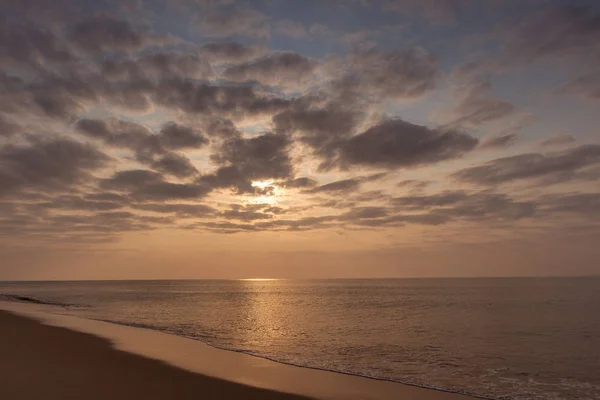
top-left (0, 0), bottom-right (599, 280)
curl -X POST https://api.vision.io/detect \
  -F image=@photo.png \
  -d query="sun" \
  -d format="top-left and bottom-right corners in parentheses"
top-left (250, 180), bottom-right (282, 205)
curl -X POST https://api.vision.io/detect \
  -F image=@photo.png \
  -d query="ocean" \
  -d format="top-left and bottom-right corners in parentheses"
top-left (1, 278), bottom-right (599, 400)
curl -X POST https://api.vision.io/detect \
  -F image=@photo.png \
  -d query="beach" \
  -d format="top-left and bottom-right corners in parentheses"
top-left (0, 301), bottom-right (476, 400)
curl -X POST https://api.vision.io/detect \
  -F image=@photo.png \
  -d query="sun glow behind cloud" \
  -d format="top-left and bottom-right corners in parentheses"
top-left (250, 180), bottom-right (283, 205)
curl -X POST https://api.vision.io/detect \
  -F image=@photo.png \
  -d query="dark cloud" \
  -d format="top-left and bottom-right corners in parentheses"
top-left (153, 80), bottom-right (290, 118)
top-left (132, 203), bottom-right (216, 217)
top-left (196, 6), bottom-right (269, 38)
top-left (353, 191), bottom-right (537, 227)
top-left (443, 79), bottom-right (519, 128)
top-left (479, 133), bottom-right (518, 149)
top-left (36, 195), bottom-right (124, 211)
top-left (0, 73), bottom-right (97, 121)
top-left (0, 116), bottom-right (20, 137)
top-left (0, 138), bottom-right (110, 197)
top-left (75, 117), bottom-right (161, 159)
top-left (397, 179), bottom-right (430, 191)
top-left (341, 206), bottom-right (388, 220)
top-left (436, 192), bottom-right (536, 220)
top-left (501, 6), bottom-right (600, 67)
top-left (392, 191), bottom-right (468, 209)
top-left (67, 14), bottom-right (174, 53)
top-left (102, 169), bottom-right (211, 201)
top-left (202, 133), bottom-right (293, 193)
top-left (333, 46), bottom-right (439, 100)
top-left (101, 169), bottom-right (164, 190)
top-left (85, 192), bottom-right (128, 203)
top-left (132, 182), bottom-right (210, 201)
top-left (274, 102), bottom-right (360, 140)
top-left (283, 177), bottom-right (318, 189)
top-left (222, 209), bottom-right (272, 221)
top-left (223, 52), bottom-right (316, 87)
top-left (0, 18), bottom-right (72, 69)
top-left (199, 42), bottom-right (268, 64)
top-left (159, 123), bottom-right (209, 150)
top-left (454, 145), bottom-right (600, 185)
top-left (150, 153), bottom-right (198, 178)
top-left (544, 193), bottom-right (600, 216)
top-left (211, 133), bottom-right (292, 178)
top-left (102, 51), bottom-right (215, 81)
top-left (75, 118), bottom-right (199, 177)
top-left (273, 102), bottom-right (363, 170)
top-left (307, 178), bottom-right (361, 193)
top-left (456, 5), bottom-right (600, 80)
top-left (338, 119), bottom-right (478, 169)
top-left (198, 166), bottom-right (255, 194)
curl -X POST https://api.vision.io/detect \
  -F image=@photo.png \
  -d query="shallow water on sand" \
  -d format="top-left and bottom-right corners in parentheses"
top-left (1, 278), bottom-right (599, 400)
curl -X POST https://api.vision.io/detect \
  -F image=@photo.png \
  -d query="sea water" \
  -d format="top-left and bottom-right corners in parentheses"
top-left (1, 278), bottom-right (599, 400)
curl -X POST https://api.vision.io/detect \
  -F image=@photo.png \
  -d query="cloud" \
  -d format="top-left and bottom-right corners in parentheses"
top-left (337, 119), bottom-right (478, 169)
top-left (273, 102), bottom-right (364, 170)
top-left (0, 18), bottom-right (72, 69)
top-left (222, 208), bottom-right (272, 221)
top-left (150, 152), bottom-right (198, 178)
top-left (454, 145), bottom-right (600, 185)
top-left (479, 133), bottom-right (518, 149)
top-left (0, 73), bottom-right (97, 121)
top-left (396, 179), bottom-right (430, 191)
top-left (153, 80), bottom-right (290, 118)
top-left (102, 51), bottom-right (215, 81)
top-left (382, 0), bottom-right (471, 22)
top-left (442, 79), bottom-right (519, 128)
top-left (196, 6), bottom-right (270, 38)
top-left (102, 169), bottom-right (211, 200)
top-left (0, 115), bottom-right (20, 137)
top-left (333, 46), bottom-right (439, 100)
top-left (67, 14), bottom-right (175, 53)
top-left (199, 42), bottom-right (268, 64)
top-left (374, 191), bottom-right (536, 225)
top-left (131, 203), bottom-right (216, 217)
top-left (159, 123), bottom-right (209, 150)
top-left (501, 6), bottom-right (600, 67)
top-left (539, 133), bottom-right (576, 148)
top-left (36, 195), bottom-right (125, 211)
top-left (341, 206), bottom-right (388, 220)
top-left (202, 133), bottom-right (293, 193)
top-left (554, 72), bottom-right (600, 101)
top-left (75, 118), bottom-right (201, 177)
top-left (101, 169), bottom-right (164, 190)
top-left (307, 178), bottom-right (361, 193)
top-left (0, 138), bottom-right (111, 197)
top-left (392, 191), bottom-right (468, 209)
top-left (283, 177), bottom-right (318, 189)
top-left (222, 52), bottom-right (317, 87)
top-left (273, 20), bottom-right (309, 38)
top-left (456, 5), bottom-right (600, 80)
top-left (544, 192), bottom-right (600, 216)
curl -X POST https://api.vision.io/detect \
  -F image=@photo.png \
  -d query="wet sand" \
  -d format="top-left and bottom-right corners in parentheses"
top-left (0, 310), bottom-right (312, 400)
top-left (0, 302), bottom-right (477, 400)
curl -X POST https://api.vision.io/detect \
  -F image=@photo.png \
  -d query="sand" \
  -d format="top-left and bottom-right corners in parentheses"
top-left (0, 301), bottom-right (477, 400)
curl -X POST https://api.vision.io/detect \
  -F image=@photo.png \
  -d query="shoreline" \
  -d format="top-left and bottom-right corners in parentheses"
top-left (0, 300), bottom-right (477, 400)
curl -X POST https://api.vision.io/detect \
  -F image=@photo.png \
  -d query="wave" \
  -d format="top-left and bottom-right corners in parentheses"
top-left (87, 316), bottom-right (501, 400)
top-left (0, 293), bottom-right (83, 308)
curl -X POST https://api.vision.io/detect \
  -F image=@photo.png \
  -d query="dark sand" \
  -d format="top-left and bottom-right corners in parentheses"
top-left (0, 310), bottom-right (313, 400)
